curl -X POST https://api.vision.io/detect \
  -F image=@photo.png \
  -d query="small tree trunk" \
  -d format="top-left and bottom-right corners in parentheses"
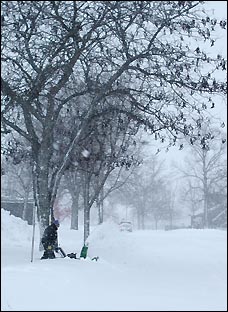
top-left (84, 206), bottom-right (90, 244)
top-left (169, 206), bottom-right (173, 230)
top-left (203, 156), bottom-right (209, 229)
top-left (83, 168), bottom-right (90, 244)
top-left (155, 218), bottom-right (158, 230)
top-left (136, 208), bottom-right (142, 229)
top-left (71, 193), bottom-right (79, 230)
top-left (97, 188), bottom-right (104, 224)
top-left (141, 204), bottom-right (146, 230)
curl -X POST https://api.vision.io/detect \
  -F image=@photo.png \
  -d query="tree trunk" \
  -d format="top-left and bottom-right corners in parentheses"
top-left (97, 187), bottom-right (104, 224)
top-left (141, 214), bottom-right (145, 230)
top-left (84, 206), bottom-right (90, 245)
top-left (136, 209), bottom-right (140, 229)
top-left (141, 204), bottom-right (145, 230)
top-left (137, 208), bottom-right (143, 230)
top-left (169, 206), bottom-right (173, 230)
top-left (155, 218), bottom-right (158, 230)
top-left (32, 142), bottom-right (53, 249)
top-left (71, 193), bottom-right (79, 230)
top-left (203, 155), bottom-right (209, 228)
top-left (36, 168), bottom-right (51, 227)
top-left (34, 168), bottom-right (51, 250)
top-left (83, 168), bottom-right (90, 244)
top-left (203, 188), bottom-right (209, 228)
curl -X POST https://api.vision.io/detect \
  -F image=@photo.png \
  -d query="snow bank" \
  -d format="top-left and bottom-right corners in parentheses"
top-left (87, 220), bottom-right (133, 263)
top-left (1, 209), bottom-right (32, 247)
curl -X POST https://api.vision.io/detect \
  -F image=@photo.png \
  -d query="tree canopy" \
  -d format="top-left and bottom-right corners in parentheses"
top-left (1, 1), bottom-right (227, 234)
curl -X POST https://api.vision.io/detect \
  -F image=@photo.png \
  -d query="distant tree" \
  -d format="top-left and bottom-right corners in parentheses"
top-left (77, 110), bottom-right (141, 242)
top-left (111, 155), bottom-right (170, 229)
top-left (49, 96), bottom-right (141, 238)
top-left (52, 188), bottom-right (72, 222)
top-left (180, 179), bottom-right (201, 220)
top-left (177, 128), bottom-right (227, 228)
top-left (62, 170), bottom-right (82, 230)
top-left (94, 133), bottom-right (143, 225)
top-left (2, 1), bottom-right (226, 239)
top-left (151, 182), bottom-right (181, 230)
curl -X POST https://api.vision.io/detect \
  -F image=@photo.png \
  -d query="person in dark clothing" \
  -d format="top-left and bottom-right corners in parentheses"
top-left (41, 219), bottom-right (60, 260)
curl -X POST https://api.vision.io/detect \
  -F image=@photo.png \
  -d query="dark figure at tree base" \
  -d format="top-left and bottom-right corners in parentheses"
top-left (41, 220), bottom-right (60, 260)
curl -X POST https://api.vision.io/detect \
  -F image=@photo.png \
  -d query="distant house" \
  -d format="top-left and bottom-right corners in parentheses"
top-left (1, 198), bottom-right (34, 225)
top-left (191, 207), bottom-right (227, 229)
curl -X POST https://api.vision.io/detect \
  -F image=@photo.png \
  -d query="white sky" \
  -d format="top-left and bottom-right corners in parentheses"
top-left (204, 1), bottom-right (227, 23)
top-left (200, 1), bottom-right (227, 120)
top-left (1, 209), bottom-right (227, 311)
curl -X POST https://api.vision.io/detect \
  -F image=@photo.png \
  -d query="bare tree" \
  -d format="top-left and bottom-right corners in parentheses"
top-left (78, 110), bottom-right (141, 242)
top-left (180, 179), bottom-right (202, 223)
top-left (62, 170), bottom-right (82, 230)
top-left (1, 1), bottom-right (226, 239)
top-left (176, 128), bottom-right (227, 228)
top-left (111, 155), bottom-right (170, 229)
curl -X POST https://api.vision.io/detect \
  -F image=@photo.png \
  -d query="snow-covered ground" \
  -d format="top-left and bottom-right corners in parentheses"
top-left (1, 209), bottom-right (227, 311)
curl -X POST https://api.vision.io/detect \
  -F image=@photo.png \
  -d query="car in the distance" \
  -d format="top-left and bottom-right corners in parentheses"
top-left (119, 221), bottom-right (133, 232)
